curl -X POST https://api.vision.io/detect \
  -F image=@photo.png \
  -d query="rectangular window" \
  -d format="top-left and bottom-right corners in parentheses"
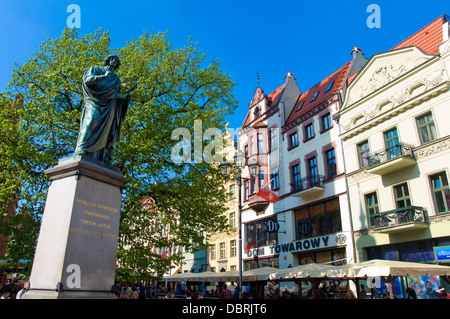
top-left (295, 199), bottom-right (342, 240)
top-left (326, 199), bottom-right (341, 234)
top-left (258, 170), bottom-right (264, 191)
top-left (310, 204), bottom-right (325, 237)
top-left (416, 112), bottom-right (437, 145)
top-left (358, 141), bottom-right (370, 168)
top-left (220, 242), bottom-right (226, 259)
top-left (251, 176), bottom-right (256, 195)
top-left (292, 164), bottom-right (301, 190)
top-left (430, 172), bottom-right (450, 213)
top-left (250, 136), bottom-right (254, 155)
top-left (244, 180), bottom-right (249, 201)
top-left (229, 184), bottom-right (236, 199)
top-left (384, 128), bottom-right (400, 160)
top-left (326, 149), bottom-right (337, 178)
top-left (305, 124), bottom-right (314, 140)
top-left (296, 208), bottom-right (310, 239)
top-left (257, 133), bottom-right (263, 154)
top-left (270, 129), bottom-right (277, 151)
top-left (210, 245), bottom-right (216, 260)
top-left (229, 212), bottom-right (236, 229)
top-left (271, 167), bottom-right (279, 190)
top-left (308, 157), bottom-right (318, 185)
top-left (230, 240), bottom-right (237, 258)
top-left (394, 183), bottom-right (411, 209)
top-left (365, 192), bottom-right (380, 227)
top-left (289, 132), bottom-right (298, 148)
top-left (310, 91), bottom-right (319, 103)
top-left (245, 217), bottom-right (278, 248)
top-left (322, 113), bottom-right (332, 131)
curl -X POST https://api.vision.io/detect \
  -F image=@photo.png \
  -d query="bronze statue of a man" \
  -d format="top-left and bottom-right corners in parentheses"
top-left (74, 55), bottom-right (133, 164)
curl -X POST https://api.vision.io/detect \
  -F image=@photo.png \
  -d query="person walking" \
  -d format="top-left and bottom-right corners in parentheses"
top-left (406, 282), bottom-right (417, 299)
top-left (130, 286), bottom-right (139, 299)
top-left (219, 284), bottom-right (233, 299)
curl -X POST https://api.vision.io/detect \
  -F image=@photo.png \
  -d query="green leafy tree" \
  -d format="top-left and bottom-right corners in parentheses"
top-left (1, 28), bottom-right (237, 281)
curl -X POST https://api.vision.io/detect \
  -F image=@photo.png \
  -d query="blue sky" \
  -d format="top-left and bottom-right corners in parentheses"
top-left (1, 0), bottom-right (449, 130)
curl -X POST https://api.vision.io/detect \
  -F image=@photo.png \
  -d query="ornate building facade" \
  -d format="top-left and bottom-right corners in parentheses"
top-left (236, 44), bottom-right (367, 269)
top-left (208, 131), bottom-right (240, 273)
top-left (339, 15), bottom-right (450, 264)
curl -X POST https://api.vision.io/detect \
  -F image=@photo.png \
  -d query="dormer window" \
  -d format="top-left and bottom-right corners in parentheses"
top-left (325, 81), bottom-right (334, 93)
top-left (310, 91), bottom-right (319, 103)
top-left (295, 101), bottom-right (304, 112)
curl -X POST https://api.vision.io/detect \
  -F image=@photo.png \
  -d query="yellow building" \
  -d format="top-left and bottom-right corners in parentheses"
top-left (207, 130), bottom-right (240, 273)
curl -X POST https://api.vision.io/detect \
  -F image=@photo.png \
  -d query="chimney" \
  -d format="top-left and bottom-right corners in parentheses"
top-left (443, 17), bottom-right (450, 43)
top-left (351, 47), bottom-right (362, 59)
top-left (349, 47), bottom-right (368, 76)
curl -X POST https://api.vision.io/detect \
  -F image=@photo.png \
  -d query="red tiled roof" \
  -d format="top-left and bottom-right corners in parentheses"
top-left (346, 70), bottom-right (359, 85)
top-left (391, 15), bottom-right (447, 55)
top-left (245, 15), bottom-right (447, 129)
top-left (285, 61), bottom-right (352, 125)
top-left (267, 84), bottom-right (285, 107)
top-left (346, 15), bottom-right (447, 88)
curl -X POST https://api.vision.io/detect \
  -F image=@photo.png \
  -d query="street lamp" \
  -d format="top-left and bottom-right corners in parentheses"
top-left (219, 160), bottom-right (232, 179)
top-left (219, 151), bottom-right (260, 299)
top-left (234, 149), bottom-right (246, 170)
top-left (248, 158), bottom-right (261, 179)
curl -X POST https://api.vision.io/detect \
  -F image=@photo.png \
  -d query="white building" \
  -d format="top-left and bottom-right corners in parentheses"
top-left (339, 15), bottom-right (450, 264)
top-left (237, 47), bottom-right (367, 269)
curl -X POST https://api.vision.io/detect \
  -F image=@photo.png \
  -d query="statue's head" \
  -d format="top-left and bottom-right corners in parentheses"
top-left (104, 54), bottom-right (121, 70)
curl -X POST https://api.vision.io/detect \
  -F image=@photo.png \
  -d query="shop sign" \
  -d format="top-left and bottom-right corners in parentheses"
top-left (266, 220), bottom-right (279, 232)
top-left (245, 233), bottom-right (347, 259)
top-left (271, 236), bottom-right (331, 254)
top-left (435, 246), bottom-right (450, 261)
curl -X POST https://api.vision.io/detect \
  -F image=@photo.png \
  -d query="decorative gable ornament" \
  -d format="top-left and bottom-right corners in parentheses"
top-left (344, 46), bottom-right (435, 107)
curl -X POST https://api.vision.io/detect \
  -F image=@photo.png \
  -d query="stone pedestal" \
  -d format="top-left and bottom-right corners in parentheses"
top-left (23, 156), bottom-right (129, 299)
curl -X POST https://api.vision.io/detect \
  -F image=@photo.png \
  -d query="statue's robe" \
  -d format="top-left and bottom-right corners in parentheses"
top-left (75, 65), bottom-right (128, 161)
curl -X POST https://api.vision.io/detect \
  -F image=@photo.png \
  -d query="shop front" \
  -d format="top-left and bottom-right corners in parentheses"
top-left (243, 216), bottom-right (280, 270)
top-left (244, 232), bottom-right (350, 269)
top-left (291, 197), bottom-right (352, 265)
top-left (363, 236), bottom-right (450, 298)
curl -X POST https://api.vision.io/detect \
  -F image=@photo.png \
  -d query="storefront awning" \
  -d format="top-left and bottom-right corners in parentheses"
top-left (163, 260), bottom-right (450, 282)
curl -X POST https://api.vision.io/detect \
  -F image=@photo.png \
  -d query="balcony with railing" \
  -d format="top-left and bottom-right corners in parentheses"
top-left (291, 175), bottom-right (325, 198)
top-left (369, 206), bottom-right (429, 233)
top-left (367, 144), bottom-right (416, 175)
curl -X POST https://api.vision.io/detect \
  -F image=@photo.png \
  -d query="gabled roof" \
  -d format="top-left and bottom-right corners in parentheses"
top-left (242, 84), bottom-right (284, 128)
top-left (267, 84), bottom-right (285, 107)
top-left (345, 15), bottom-right (449, 92)
top-left (391, 15), bottom-right (448, 55)
top-left (285, 61), bottom-right (352, 125)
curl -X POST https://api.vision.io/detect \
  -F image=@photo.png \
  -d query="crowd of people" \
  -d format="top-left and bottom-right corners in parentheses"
top-left (114, 282), bottom-right (164, 299)
top-left (0, 271), bottom-right (28, 300)
top-left (3, 274), bottom-right (449, 300)
top-left (113, 282), bottom-right (241, 299)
